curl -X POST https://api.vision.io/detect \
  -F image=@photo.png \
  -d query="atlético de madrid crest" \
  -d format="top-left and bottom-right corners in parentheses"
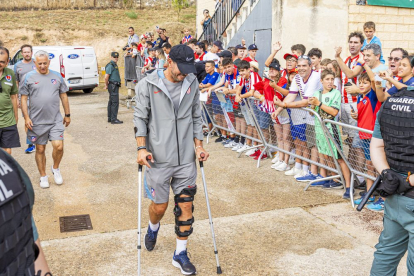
top-left (51, 79), bottom-right (57, 85)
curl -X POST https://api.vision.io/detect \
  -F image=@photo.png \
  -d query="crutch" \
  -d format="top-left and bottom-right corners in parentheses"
top-left (199, 152), bottom-right (223, 274)
top-left (138, 155), bottom-right (151, 276)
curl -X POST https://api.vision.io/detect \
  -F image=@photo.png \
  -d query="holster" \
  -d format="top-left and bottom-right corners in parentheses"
top-left (377, 169), bottom-right (413, 197)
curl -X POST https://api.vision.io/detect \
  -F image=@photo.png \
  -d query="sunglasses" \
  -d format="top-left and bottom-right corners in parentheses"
top-left (388, 57), bottom-right (401, 62)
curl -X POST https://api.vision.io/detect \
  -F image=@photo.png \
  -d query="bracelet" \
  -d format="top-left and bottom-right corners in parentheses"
top-left (319, 102), bottom-right (323, 108)
top-left (357, 62), bottom-right (365, 67)
top-left (137, 146), bottom-right (146, 151)
top-left (195, 146), bottom-right (202, 150)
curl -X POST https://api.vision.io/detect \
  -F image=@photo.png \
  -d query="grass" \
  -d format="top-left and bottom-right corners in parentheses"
top-left (125, 11), bottom-right (137, 19)
top-left (21, 35), bottom-right (28, 40)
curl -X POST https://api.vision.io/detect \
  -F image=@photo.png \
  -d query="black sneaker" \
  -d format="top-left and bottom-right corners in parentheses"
top-left (215, 136), bottom-right (224, 143)
top-left (172, 250), bottom-right (196, 275)
top-left (355, 180), bottom-right (366, 190)
top-left (144, 224), bottom-right (160, 251)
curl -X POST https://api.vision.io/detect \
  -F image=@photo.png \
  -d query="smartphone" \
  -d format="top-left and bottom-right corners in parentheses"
top-left (264, 76), bottom-right (275, 82)
top-left (344, 82), bottom-right (353, 87)
top-left (350, 105), bottom-right (355, 112)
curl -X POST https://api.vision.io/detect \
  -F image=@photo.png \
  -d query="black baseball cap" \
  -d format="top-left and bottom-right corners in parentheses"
top-left (269, 61), bottom-right (281, 71)
top-left (213, 40), bottom-right (223, 50)
top-left (235, 44), bottom-right (246, 50)
top-left (111, 52), bottom-right (119, 58)
top-left (248, 44), bottom-right (258, 51)
top-left (217, 50), bottom-right (232, 58)
top-left (169, 44), bottom-right (196, 74)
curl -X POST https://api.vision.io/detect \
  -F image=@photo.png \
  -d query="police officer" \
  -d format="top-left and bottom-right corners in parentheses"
top-left (0, 148), bottom-right (52, 275)
top-left (105, 52), bottom-right (123, 124)
top-left (369, 55), bottom-right (414, 275)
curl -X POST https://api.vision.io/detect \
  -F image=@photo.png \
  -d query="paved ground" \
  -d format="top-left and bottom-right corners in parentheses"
top-left (11, 90), bottom-right (408, 275)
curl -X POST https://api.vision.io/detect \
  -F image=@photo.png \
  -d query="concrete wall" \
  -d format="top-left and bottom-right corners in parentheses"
top-left (196, 0), bottom-right (216, 38)
top-left (348, 0), bottom-right (414, 57)
top-left (271, 0), bottom-right (349, 62)
top-left (227, 0), bottom-right (273, 73)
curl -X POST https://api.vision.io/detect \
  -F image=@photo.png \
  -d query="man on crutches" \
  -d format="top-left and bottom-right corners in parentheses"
top-left (134, 44), bottom-right (209, 275)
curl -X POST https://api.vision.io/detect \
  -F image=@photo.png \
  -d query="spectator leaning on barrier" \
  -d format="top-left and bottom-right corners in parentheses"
top-left (281, 53), bottom-right (298, 80)
top-left (387, 48), bottom-right (407, 85)
top-left (381, 55), bottom-right (414, 98)
top-left (142, 48), bottom-right (156, 73)
top-left (362, 21), bottom-right (385, 64)
top-left (0, 47), bottom-right (20, 155)
top-left (307, 69), bottom-right (351, 196)
top-left (273, 56), bottom-right (322, 180)
top-left (351, 62), bottom-right (382, 208)
top-left (126, 27), bottom-right (139, 52)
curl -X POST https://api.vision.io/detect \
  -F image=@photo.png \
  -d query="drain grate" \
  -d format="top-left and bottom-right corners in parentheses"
top-left (59, 214), bottom-right (93, 233)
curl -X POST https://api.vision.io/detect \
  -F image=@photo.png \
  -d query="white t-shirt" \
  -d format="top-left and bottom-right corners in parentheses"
top-left (203, 52), bottom-right (220, 65)
top-left (288, 70), bottom-right (322, 125)
top-left (334, 77), bottom-right (342, 92)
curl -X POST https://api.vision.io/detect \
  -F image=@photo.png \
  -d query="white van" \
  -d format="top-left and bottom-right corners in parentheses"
top-left (8, 46), bottom-right (99, 93)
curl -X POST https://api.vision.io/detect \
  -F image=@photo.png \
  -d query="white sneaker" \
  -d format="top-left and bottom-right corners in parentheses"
top-left (271, 160), bottom-right (282, 169)
top-left (272, 153), bottom-right (279, 163)
top-left (237, 144), bottom-right (250, 153)
top-left (52, 166), bottom-right (63, 185)
top-left (225, 140), bottom-right (237, 148)
top-left (40, 176), bottom-right (50, 189)
top-left (232, 143), bottom-right (243, 151)
top-left (294, 170), bottom-right (307, 179)
top-left (275, 162), bottom-right (290, 171)
top-left (245, 148), bottom-right (257, 156)
top-left (285, 167), bottom-right (302, 176)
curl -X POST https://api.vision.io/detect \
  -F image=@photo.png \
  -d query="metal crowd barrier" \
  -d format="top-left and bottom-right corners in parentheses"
top-left (201, 90), bottom-right (379, 207)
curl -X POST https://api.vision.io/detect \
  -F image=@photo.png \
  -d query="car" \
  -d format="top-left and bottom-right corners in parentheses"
top-left (8, 46), bottom-right (99, 93)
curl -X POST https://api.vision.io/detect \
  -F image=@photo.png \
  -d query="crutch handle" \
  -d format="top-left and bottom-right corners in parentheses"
top-left (138, 155), bottom-right (152, 172)
top-left (199, 152), bottom-right (205, 167)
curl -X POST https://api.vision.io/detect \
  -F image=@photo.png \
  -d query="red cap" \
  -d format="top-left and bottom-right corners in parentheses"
top-left (283, 53), bottom-right (298, 60)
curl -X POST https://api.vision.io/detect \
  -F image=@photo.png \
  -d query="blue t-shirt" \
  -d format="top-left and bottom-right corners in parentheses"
top-left (362, 36), bottom-right (385, 64)
top-left (388, 76), bottom-right (414, 96)
top-left (202, 72), bottom-right (220, 85)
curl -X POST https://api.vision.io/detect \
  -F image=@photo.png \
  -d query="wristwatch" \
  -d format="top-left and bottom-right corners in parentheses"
top-left (65, 114), bottom-right (71, 118)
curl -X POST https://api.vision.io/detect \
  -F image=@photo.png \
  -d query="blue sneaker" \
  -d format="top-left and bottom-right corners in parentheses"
top-left (367, 198), bottom-right (385, 212)
top-left (322, 180), bottom-right (343, 189)
top-left (311, 178), bottom-right (330, 186)
top-left (25, 144), bottom-right (35, 154)
top-left (343, 188), bottom-right (355, 199)
top-left (354, 192), bottom-right (375, 205)
top-left (222, 138), bottom-right (232, 145)
top-left (296, 173), bottom-right (318, 182)
top-left (172, 250), bottom-right (197, 275)
top-left (144, 224), bottom-right (160, 251)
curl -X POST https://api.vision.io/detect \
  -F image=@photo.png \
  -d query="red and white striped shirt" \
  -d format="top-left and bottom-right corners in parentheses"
top-left (341, 53), bottom-right (363, 104)
top-left (182, 35), bottom-right (192, 44)
top-left (240, 71), bottom-right (262, 93)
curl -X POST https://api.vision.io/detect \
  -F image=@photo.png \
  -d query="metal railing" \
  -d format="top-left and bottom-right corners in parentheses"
top-left (198, 0), bottom-right (248, 43)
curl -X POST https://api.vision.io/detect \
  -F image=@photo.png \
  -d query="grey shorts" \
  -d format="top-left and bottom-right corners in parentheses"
top-left (305, 124), bottom-right (316, 148)
top-left (340, 103), bottom-right (358, 137)
top-left (144, 162), bottom-right (197, 204)
top-left (28, 122), bottom-right (65, 145)
top-left (240, 104), bottom-right (254, 126)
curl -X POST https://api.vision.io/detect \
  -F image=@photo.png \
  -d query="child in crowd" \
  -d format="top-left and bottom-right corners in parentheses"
top-left (327, 60), bottom-right (342, 91)
top-left (182, 28), bottom-right (193, 44)
top-left (308, 69), bottom-right (352, 198)
top-left (308, 48), bottom-right (322, 72)
top-left (141, 48), bottom-right (156, 73)
top-left (130, 42), bottom-right (138, 58)
top-left (362, 21), bottom-right (385, 64)
top-left (253, 61), bottom-right (291, 167)
top-left (142, 41), bottom-right (153, 59)
top-left (352, 61), bottom-right (382, 209)
top-left (154, 48), bottom-right (167, 69)
top-left (291, 44), bottom-right (306, 57)
top-left (320, 58), bottom-right (331, 71)
top-left (236, 60), bottom-right (263, 158)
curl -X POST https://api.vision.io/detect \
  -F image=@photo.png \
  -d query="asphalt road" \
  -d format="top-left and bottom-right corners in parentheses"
top-left (11, 90), bottom-right (407, 276)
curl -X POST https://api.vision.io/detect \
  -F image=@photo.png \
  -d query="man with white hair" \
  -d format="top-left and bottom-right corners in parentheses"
top-left (20, 50), bottom-right (71, 188)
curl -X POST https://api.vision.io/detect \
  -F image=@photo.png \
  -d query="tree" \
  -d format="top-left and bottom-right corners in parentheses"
top-left (171, 0), bottom-right (188, 21)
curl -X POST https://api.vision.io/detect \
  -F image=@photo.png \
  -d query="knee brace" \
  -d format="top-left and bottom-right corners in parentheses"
top-left (174, 187), bottom-right (197, 237)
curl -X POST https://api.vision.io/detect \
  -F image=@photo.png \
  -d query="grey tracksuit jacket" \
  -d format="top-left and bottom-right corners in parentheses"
top-left (133, 69), bottom-right (203, 168)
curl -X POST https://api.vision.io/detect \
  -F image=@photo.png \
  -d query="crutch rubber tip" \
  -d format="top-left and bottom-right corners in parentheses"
top-left (217, 266), bottom-right (223, 274)
top-left (137, 245), bottom-right (141, 249)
